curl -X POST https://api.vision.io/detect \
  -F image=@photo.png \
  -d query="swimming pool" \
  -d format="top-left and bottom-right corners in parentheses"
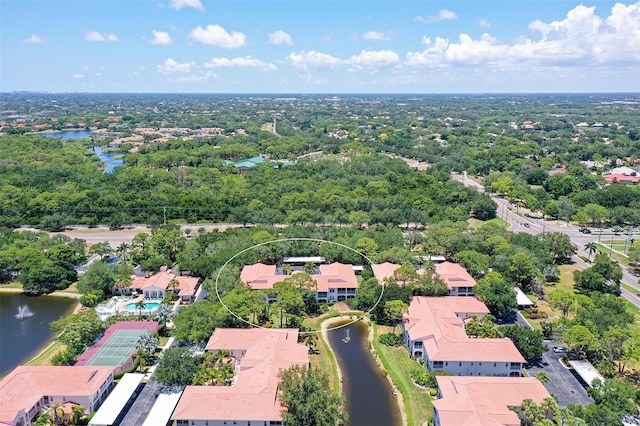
top-left (125, 302), bottom-right (160, 311)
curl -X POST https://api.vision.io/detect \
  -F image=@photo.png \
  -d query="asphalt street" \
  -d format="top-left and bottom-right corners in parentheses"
top-left (451, 172), bottom-right (640, 307)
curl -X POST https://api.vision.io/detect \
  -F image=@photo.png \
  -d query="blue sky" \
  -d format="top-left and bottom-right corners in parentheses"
top-left (2, 0), bottom-right (639, 93)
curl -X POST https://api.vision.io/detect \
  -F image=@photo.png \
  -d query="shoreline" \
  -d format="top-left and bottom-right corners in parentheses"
top-left (321, 315), bottom-right (407, 426)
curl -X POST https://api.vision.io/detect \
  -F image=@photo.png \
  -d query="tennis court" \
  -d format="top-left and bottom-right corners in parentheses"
top-left (85, 329), bottom-right (146, 367)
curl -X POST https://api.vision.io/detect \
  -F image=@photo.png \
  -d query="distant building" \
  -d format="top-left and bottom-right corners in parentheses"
top-left (171, 328), bottom-right (309, 426)
top-left (403, 297), bottom-right (525, 377)
top-left (603, 174), bottom-right (640, 184)
top-left (0, 366), bottom-right (114, 426)
top-left (432, 376), bottom-right (550, 426)
top-left (372, 261), bottom-right (476, 296)
top-left (117, 267), bottom-right (200, 302)
top-left (241, 262), bottom-right (358, 302)
top-left (224, 155), bottom-right (267, 173)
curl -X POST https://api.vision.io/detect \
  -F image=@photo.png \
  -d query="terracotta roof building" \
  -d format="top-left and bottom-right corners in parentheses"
top-left (372, 261), bottom-right (476, 296)
top-left (241, 262), bottom-right (358, 302)
top-left (403, 297), bottom-right (525, 377)
top-left (122, 267), bottom-right (200, 302)
top-left (433, 376), bottom-right (550, 426)
top-left (0, 366), bottom-right (114, 426)
top-left (171, 328), bottom-right (309, 426)
top-left (434, 261), bottom-right (477, 296)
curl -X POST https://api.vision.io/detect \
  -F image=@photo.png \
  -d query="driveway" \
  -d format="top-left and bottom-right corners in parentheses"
top-left (525, 343), bottom-right (593, 406)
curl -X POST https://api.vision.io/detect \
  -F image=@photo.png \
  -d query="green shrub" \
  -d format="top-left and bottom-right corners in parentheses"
top-left (378, 333), bottom-right (402, 346)
top-left (429, 388), bottom-right (437, 396)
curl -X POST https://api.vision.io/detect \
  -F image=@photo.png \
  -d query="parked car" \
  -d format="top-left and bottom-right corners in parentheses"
top-left (524, 223), bottom-right (530, 228)
top-left (552, 346), bottom-right (568, 353)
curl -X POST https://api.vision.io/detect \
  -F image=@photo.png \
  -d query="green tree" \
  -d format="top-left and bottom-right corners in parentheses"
top-left (172, 300), bottom-right (221, 343)
top-left (563, 325), bottom-right (597, 358)
top-left (584, 242), bottom-right (598, 262)
top-left (499, 324), bottom-right (546, 361)
top-left (76, 261), bottom-right (117, 300)
top-left (506, 253), bottom-right (538, 293)
top-left (543, 232), bottom-right (576, 264)
top-left (89, 241), bottom-right (113, 261)
top-left (547, 289), bottom-right (576, 317)
top-left (474, 271), bottom-right (517, 318)
top-left (383, 300), bottom-right (408, 333)
top-left (278, 365), bottom-right (348, 426)
top-left (274, 280), bottom-right (306, 327)
top-left (153, 347), bottom-right (201, 386)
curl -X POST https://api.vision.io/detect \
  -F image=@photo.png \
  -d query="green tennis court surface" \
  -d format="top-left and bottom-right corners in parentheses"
top-left (85, 329), bottom-right (145, 366)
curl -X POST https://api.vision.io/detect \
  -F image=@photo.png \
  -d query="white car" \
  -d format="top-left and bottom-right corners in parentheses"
top-left (552, 346), bottom-right (568, 353)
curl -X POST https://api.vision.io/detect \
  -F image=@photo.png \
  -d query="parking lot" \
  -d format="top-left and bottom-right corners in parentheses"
top-left (525, 342), bottom-right (593, 406)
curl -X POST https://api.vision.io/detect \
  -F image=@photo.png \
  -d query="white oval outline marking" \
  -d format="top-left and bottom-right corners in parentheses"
top-left (214, 237), bottom-right (385, 335)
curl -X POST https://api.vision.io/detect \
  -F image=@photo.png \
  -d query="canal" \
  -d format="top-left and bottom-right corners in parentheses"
top-left (327, 320), bottom-right (402, 426)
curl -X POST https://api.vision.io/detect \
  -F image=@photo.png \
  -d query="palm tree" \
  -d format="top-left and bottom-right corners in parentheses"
top-left (585, 242), bottom-right (598, 261)
top-left (135, 299), bottom-right (147, 316)
top-left (50, 402), bottom-right (65, 425)
top-left (282, 263), bottom-right (292, 276)
top-left (304, 262), bottom-right (316, 275)
top-left (67, 405), bottom-right (85, 426)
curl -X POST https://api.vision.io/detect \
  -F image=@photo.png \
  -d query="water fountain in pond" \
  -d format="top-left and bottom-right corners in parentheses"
top-left (15, 305), bottom-right (33, 320)
top-left (342, 328), bottom-right (350, 343)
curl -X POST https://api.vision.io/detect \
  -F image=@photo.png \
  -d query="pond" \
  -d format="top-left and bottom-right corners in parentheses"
top-left (327, 320), bottom-right (402, 426)
top-left (0, 293), bottom-right (77, 376)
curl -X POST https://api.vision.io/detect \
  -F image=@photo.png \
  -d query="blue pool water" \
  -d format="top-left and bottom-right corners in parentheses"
top-left (125, 302), bottom-right (159, 311)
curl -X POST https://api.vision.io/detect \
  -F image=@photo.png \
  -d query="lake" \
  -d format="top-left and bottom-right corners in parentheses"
top-left (91, 146), bottom-right (124, 173)
top-left (0, 293), bottom-right (77, 376)
top-left (36, 129), bottom-right (92, 140)
top-left (327, 320), bottom-right (402, 426)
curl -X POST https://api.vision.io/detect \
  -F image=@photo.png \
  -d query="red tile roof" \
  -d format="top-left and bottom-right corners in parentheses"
top-left (241, 262), bottom-right (357, 292)
top-left (173, 328), bottom-right (309, 422)
top-left (435, 262), bottom-right (476, 290)
top-left (433, 376), bottom-right (549, 426)
top-left (404, 297), bottom-right (524, 363)
top-left (128, 270), bottom-right (199, 292)
top-left (0, 366), bottom-right (113, 424)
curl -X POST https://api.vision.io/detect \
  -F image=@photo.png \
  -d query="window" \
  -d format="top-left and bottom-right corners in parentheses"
top-left (176, 422), bottom-right (189, 426)
top-left (433, 361), bottom-right (443, 369)
top-left (459, 362), bottom-right (462, 367)
top-left (414, 341), bottom-right (423, 348)
top-left (494, 363), bottom-right (497, 367)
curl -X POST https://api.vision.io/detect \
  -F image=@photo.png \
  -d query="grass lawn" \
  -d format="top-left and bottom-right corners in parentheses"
top-left (0, 282), bottom-right (23, 290)
top-left (593, 243), bottom-right (631, 267)
top-left (25, 340), bottom-right (66, 367)
top-left (372, 323), bottom-right (432, 426)
top-left (303, 309), bottom-right (351, 393)
top-left (469, 217), bottom-right (508, 229)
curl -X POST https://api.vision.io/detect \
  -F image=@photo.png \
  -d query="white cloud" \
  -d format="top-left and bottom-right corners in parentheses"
top-left (350, 50), bottom-right (400, 68)
top-left (149, 30), bottom-right (173, 45)
top-left (407, 2), bottom-right (640, 68)
top-left (205, 56), bottom-right (277, 71)
top-left (169, 0), bottom-right (203, 10)
top-left (287, 51), bottom-right (342, 71)
top-left (189, 24), bottom-right (247, 48)
top-left (362, 31), bottom-right (393, 41)
top-left (72, 73), bottom-right (84, 79)
top-left (84, 30), bottom-right (119, 42)
top-left (415, 9), bottom-right (458, 24)
top-left (171, 71), bottom-right (218, 84)
top-left (157, 58), bottom-right (193, 74)
top-left (479, 19), bottom-right (492, 28)
top-left (22, 34), bottom-right (47, 44)
top-left (95, 72), bottom-right (103, 77)
top-left (268, 30), bottom-right (293, 45)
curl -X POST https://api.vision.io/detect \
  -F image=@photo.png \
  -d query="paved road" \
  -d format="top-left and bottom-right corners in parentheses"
top-left (451, 172), bottom-right (640, 307)
top-left (525, 343), bottom-right (594, 406)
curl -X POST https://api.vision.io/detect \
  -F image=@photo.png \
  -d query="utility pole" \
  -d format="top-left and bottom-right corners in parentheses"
top-left (163, 207), bottom-right (167, 225)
